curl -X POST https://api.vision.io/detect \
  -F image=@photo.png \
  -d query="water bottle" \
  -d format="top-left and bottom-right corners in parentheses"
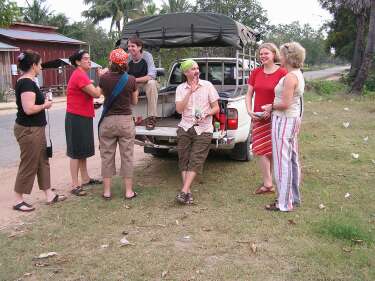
top-left (46, 89), bottom-right (53, 101)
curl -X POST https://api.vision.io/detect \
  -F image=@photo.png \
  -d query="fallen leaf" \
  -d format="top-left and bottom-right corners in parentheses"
top-left (100, 244), bottom-right (109, 249)
top-left (288, 219), bottom-right (297, 225)
top-left (124, 205), bottom-right (131, 209)
top-left (344, 107), bottom-right (349, 111)
top-left (363, 136), bottom-right (369, 142)
top-left (319, 204), bottom-right (326, 210)
top-left (342, 247), bottom-right (352, 253)
top-left (312, 111), bottom-right (318, 115)
top-left (342, 122), bottom-right (350, 128)
top-left (120, 237), bottom-right (132, 246)
top-left (36, 252), bottom-right (57, 259)
top-left (371, 160), bottom-right (375, 165)
top-left (183, 235), bottom-right (191, 240)
top-left (352, 239), bottom-right (364, 244)
top-left (23, 273), bottom-right (32, 277)
top-left (161, 270), bottom-right (168, 278)
top-left (351, 153), bottom-right (359, 159)
top-left (250, 243), bottom-right (257, 253)
top-left (344, 193), bottom-right (351, 199)
top-left (202, 227), bottom-right (212, 232)
top-left (34, 262), bottom-right (49, 267)
top-left (122, 231), bottom-right (129, 235)
top-left (175, 220), bottom-right (179, 225)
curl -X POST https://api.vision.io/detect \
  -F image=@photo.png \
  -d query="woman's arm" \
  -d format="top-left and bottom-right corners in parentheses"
top-left (131, 89), bottom-right (139, 105)
top-left (262, 73), bottom-right (298, 113)
top-left (21, 92), bottom-right (52, 115)
top-left (82, 84), bottom-right (103, 98)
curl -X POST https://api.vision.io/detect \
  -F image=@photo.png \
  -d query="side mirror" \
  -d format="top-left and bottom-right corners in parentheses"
top-left (156, 68), bottom-right (165, 77)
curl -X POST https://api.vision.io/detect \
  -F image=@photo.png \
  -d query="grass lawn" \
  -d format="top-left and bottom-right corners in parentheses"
top-left (1, 87), bottom-right (375, 281)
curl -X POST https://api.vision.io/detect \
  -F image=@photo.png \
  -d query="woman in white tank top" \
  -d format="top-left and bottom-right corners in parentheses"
top-left (261, 42), bottom-right (306, 212)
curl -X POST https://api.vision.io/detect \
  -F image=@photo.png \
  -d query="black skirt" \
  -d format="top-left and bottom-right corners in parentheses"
top-left (65, 112), bottom-right (95, 159)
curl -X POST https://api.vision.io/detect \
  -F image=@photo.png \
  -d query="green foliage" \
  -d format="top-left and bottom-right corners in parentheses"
top-left (315, 215), bottom-right (374, 245)
top-left (160, 0), bottom-right (192, 14)
top-left (364, 66), bottom-right (375, 91)
top-left (82, 0), bottom-right (147, 33)
top-left (63, 21), bottom-right (117, 64)
top-left (307, 80), bottom-right (348, 96)
top-left (265, 21), bottom-right (332, 66)
top-left (0, 0), bottom-right (20, 27)
top-left (21, 0), bottom-right (52, 25)
top-left (195, 0), bottom-right (269, 35)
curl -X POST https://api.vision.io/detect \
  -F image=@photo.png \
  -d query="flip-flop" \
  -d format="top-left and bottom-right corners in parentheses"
top-left (125, 191), bottom-right (137, 200)
top-left (82, 178), bottom-right (103, 186)
top-left (46, 194), bottom-right (66, 205)
top-left (255, 185), bottom-right (275, 195)
top-left (13, 201), bottom-right (35, 212)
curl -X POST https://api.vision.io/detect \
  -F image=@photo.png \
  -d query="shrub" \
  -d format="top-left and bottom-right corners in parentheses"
top-left (307, 80), bottom-right (348, 96)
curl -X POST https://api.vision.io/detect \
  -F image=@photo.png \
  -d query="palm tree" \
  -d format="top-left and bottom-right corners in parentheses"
top-left (83, 0), bottom-right (147, 34)
top-left (351, 0), bottom-right (375, 94)
top-left (160, 0), bottom-right (192, 14)
top-left (22, 0), bottom-right (53, 25)
top-left (144, 3), bottom-right (159, 16)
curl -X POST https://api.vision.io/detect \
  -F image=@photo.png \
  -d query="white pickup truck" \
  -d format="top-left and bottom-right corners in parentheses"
top-left (118, 12), bottom-right (259, 161)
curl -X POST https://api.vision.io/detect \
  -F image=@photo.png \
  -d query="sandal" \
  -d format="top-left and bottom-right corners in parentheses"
top-left (145, 116), bottom-right (156, 130)
top-left (102, 194), bottom-right (112, 200)
top-left (70, 186), bottom-right (87, 196)
top-left (125, 191), bottom-right (137, 200)
top-left (82, 178), bottom-right (103, 187)
top-left (265, 202), bottom-right (280, 211)
top-left (176, 192), bottom-right (193, 205)
top-left (46, 194), bottom-right (67, 205)
top-left (254, 185), bottom-right (275, 195)
top-left (13, 201), bottom-right (35, 212)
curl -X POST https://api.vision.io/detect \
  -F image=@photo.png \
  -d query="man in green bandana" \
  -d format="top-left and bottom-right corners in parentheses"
top-left (175, 59), bottom-right (220, 205)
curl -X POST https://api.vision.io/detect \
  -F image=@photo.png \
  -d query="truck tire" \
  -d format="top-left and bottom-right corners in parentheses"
top-left (144, 147), bottom-right (169, 158)
top-left (230, 132), bottom-right (253, 161)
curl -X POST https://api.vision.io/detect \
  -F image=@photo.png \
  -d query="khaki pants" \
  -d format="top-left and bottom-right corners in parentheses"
top-left (177, 127), bottom-right (212, 174)
top-left (137, 80), bottom-right (158, 117)
top-left (14, 123), bottom-right (50, 194)
top-left (99, 115), bottom-right (135, 178)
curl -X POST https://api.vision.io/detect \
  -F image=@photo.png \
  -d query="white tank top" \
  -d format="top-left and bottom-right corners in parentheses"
top-left (273, 69), bottom-right (305, 118)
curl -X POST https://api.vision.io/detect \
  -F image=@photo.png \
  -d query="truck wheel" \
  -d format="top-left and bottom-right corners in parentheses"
top-left (144, 147), bottom-right (169, 158)
top-left (230, 133), bottom-right (253, 161)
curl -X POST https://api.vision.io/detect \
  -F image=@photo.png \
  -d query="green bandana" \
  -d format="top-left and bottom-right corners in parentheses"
top-left (180, 59), bottom-right (196, 73)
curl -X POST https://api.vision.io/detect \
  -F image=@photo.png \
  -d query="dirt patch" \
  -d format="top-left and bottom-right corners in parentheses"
top-left (0, 145), bottom-right (148, 230)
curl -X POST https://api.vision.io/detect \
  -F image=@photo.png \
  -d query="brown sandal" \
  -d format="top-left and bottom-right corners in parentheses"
top-left (145, 116), bottom-right (156, 130)
top-left (255, 185), bottom-right (275, 195)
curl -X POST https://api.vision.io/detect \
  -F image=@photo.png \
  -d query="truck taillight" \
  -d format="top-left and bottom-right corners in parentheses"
top-left (227, 108), bottom-right (238, 130)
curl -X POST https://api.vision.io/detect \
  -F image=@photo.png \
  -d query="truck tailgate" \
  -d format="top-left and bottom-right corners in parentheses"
top-left (136, 126), bottom-right (225, 139)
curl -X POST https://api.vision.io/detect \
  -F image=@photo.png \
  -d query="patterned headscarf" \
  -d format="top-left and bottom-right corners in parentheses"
top-left (109, 48), bottom-right (128, 66)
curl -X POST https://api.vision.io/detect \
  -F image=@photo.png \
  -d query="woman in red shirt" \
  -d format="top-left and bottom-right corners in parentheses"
top-left (65, 50), bottom-right (104, 196)
top-left (245, 43), bottom-right (287, 195)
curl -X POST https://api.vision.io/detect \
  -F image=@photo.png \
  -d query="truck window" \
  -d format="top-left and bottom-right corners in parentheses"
top-left (224, 62), bottom-right (236, 85)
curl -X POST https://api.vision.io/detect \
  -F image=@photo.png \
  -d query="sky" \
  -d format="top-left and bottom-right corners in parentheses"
top-left (16, 0), bottom-right (332, 30)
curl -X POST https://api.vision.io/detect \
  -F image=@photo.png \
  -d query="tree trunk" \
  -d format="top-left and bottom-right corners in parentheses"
top-left (349, 13), bottom-right (366, 79)
top-left (351, 0), bottom-right (375, 95)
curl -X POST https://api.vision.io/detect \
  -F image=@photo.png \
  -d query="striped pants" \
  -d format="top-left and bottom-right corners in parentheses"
top-left (272, 115), bottom-right (301, 211)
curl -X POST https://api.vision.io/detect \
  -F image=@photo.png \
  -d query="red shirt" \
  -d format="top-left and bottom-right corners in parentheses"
top-left (66, 68), bottom-right (94, 117)
top-left (248, 67), bottom-right (287, 112)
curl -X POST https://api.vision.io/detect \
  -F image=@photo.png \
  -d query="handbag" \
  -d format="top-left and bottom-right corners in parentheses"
top-left (46, 109), bottom-right (53, 158)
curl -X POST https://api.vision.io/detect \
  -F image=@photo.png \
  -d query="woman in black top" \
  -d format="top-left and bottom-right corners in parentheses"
top-left (13, 50), bottom-right (66, 212)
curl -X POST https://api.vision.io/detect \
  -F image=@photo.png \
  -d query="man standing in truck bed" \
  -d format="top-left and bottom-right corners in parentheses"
top-left (175, 59), bottom-right (220, 205)
top-left (126, 36), bottom-right (158, 130)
